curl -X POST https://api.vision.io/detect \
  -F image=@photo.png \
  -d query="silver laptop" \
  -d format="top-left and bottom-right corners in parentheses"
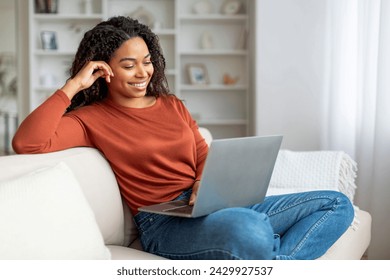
top-left (138, 135), bottom-right (283, 218)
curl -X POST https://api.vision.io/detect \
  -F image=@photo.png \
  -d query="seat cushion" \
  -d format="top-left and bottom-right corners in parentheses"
top-left (108, 245), bottom-right (165, 260)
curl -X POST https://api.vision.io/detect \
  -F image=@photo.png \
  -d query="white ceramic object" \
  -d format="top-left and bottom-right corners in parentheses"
top-left (193, 1), bottom-right (212, 14)
top-left (221, 0), bottom-right (242, 15)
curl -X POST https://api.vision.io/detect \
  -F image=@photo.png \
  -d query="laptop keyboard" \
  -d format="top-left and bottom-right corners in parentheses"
top-left (162, 200), bottom-right (193, 214)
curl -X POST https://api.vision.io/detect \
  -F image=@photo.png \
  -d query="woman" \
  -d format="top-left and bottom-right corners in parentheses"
top-left (12, 16), bottom-right (354, 260)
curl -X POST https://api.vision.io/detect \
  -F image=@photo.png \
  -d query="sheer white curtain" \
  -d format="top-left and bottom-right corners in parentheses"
top-left (323, 0), bottom-right (390, 259)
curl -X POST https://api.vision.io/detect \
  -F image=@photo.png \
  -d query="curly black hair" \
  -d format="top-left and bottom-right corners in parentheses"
top-left (67, 16), bottom-right (170, 112)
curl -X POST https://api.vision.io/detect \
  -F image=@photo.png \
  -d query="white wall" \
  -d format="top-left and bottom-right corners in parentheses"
top-left (254, 0), bottom-right (327, 151)
top-left (255, 0), bottom-right (390, 260)
top-left (0, 0), bottom-right (16, 53)
top-left (0, 0), bottom-right (17, 154)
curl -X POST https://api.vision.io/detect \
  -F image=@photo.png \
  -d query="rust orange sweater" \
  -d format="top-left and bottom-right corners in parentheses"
top-left (12, 90), bottom-right (209, 215)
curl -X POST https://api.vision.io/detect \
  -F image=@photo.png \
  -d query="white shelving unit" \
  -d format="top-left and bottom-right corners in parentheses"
top-left (27, 0), bottom-right (253, 139)
top-left (28, 0), bottom-right (104, 109)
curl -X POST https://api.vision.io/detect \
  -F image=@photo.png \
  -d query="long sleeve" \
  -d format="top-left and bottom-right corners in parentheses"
top-left (12, 90), bottom-right (92, 154)
top-left (174, 98), bottom-right (209, 181)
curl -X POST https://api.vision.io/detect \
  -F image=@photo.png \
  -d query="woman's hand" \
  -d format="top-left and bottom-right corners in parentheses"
top-left (189, 180), bottom-right (201, 205)
top-left (60, 61), bottom-right (114, 100)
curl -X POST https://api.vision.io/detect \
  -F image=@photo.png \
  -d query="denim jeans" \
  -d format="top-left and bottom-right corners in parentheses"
top-left (133, 189), bottom-right (354, 260)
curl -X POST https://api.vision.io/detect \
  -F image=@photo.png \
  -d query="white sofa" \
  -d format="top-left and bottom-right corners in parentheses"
top-left (0, 132), bottom-right (371, 260)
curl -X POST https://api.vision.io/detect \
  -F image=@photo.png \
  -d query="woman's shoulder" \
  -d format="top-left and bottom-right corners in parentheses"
top-left (159, 94), bottom-right (192, 121)
top-left (159, 94), bottom-right (184, 107)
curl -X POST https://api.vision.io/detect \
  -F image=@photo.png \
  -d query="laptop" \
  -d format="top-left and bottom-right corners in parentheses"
top-left (138, 135), bottom-right (283, 218)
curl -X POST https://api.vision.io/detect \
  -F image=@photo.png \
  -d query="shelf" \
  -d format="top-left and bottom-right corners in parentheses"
top-left (181, 84), bottom-right (247, 91)
top-left (153, 29), bottom-right (176, 36)
top-left (34, 86), bottom-right (59, 92)
top-left (179, 14), bottom-right (248, 21)
top-left (180, 50), bottom-right (247, 56)
top-left (34, 14), bottom-right (104, 21)
top-left (34, 50), bottom-right (75, 56)
top-left (165, 69), bottom-right (177, 76)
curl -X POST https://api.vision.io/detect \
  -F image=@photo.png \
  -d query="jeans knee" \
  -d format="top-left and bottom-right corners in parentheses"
top-left (335, 192), bottom-right (355, 225)
top-left (205, 208), bottom-right (276, 259)
top-left (320, 190), bottom-right (355, 231)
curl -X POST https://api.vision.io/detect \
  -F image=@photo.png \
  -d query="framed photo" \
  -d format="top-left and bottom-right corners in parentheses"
top-left (187, 64), bottom-right (209, 85)
top-left (41, 31), bottom-right (58, 50)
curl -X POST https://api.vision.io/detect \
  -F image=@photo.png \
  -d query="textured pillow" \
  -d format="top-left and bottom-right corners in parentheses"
top-left (0, 162), bottom-right (111, 259)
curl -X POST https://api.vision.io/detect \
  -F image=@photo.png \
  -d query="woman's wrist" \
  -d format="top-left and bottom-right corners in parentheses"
top-left (60, 79), bottom-right (80, 100)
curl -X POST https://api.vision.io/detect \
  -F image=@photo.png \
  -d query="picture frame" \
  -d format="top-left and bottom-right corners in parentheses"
top-left (187, 63), bottom-right (209, 85)
top-left (40, 31), bottom-right (58, 50)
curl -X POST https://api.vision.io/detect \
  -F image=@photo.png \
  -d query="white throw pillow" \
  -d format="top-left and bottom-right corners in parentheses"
top-left (0, 162), bottom-right (111, 260)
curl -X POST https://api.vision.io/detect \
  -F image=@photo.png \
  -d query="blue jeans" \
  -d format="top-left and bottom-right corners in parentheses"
top-left (133, 189), bottom-right (354, 260)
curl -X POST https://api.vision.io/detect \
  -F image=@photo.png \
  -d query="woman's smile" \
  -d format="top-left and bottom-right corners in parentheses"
top-left (129, 81), bottom-right (147, 88)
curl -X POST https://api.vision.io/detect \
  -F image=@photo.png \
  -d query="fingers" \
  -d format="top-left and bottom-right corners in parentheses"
top-left (189, 193), bottom-right (197, 206)
top-left (72, 61), bottom-right (114, 90)
top-left (92, 69), bottom-right (111, 83)
top-left (62, 61), bottom-right (114, 98)
top-left (91, 62), bottom-right (114, 82)
top-left (189, 180), bottom-right (200, 205)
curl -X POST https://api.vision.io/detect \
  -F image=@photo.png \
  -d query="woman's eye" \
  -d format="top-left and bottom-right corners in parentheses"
top-left (124, 65), bottom-right (134, 69)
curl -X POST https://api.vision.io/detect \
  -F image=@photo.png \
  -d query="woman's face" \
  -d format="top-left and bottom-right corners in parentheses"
top-left (107, 37), bottom-right (154, 107)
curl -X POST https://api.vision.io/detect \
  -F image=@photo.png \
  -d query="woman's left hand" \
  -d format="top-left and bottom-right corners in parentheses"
top-left (189, 180), bottom-right (200, 205)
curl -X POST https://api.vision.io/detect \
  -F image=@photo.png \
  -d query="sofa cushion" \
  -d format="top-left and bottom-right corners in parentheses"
top-left (107, 245), bottom-right (165, 260)
top-left (122, 198), bottom-right (139, 246)
top-left (0, 148), bottom-right (126, 246)
top-left (0, 162), bottom-right (111, 259)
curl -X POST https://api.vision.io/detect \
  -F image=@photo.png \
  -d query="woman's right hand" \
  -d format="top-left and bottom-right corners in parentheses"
top-left (60, 61), bottom-right (114, 100)
top-left (189, 180), bottom-right (201, 206)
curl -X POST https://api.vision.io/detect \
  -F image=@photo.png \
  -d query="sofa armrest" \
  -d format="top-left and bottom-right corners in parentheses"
top-left (198, 127), bottom-right (212, 146)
